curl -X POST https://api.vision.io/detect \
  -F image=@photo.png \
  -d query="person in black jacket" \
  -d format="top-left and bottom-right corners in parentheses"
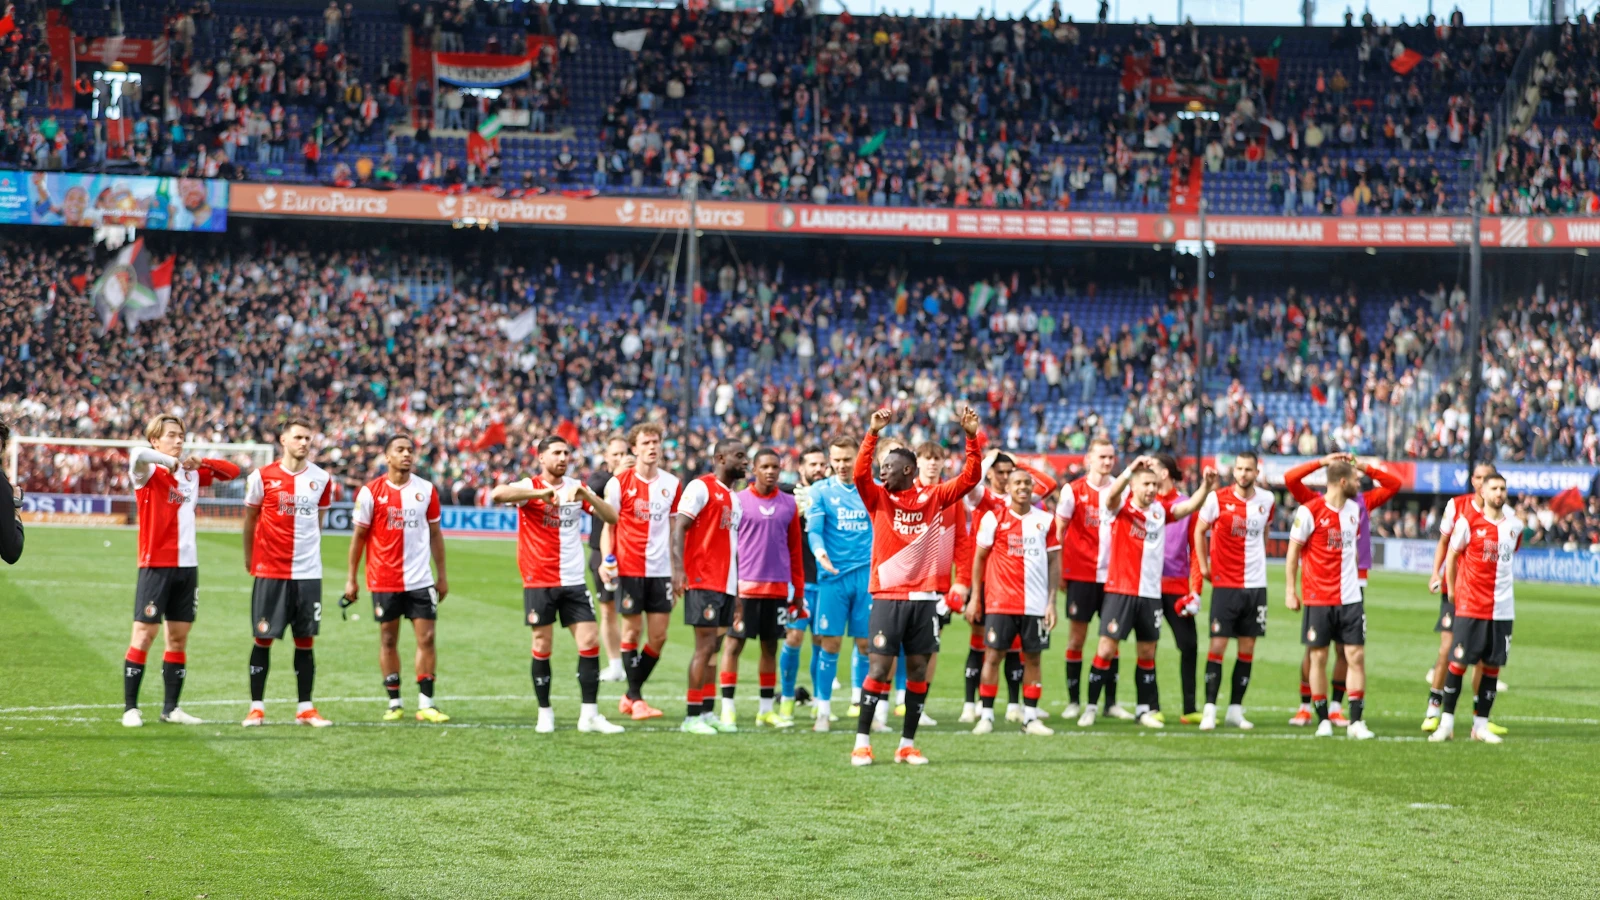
top-left (0, 418), bottom-right (22, 565)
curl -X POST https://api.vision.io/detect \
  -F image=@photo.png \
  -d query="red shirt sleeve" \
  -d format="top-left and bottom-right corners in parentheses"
top-left (787, 511), bottom-right (805, 595)
top-left (427, 486), bottom-right (442, 523)
top-left (952, 503), bottom-right (974, 587)
top-left (1283, 460), bottom-right (1320, 504)
top-left (1187, 514), bottom-right (1202, 595)
top-left (1362, 464), bottom-right (1402, 510)
top-left (853, 433), bottom-right (885, 511)
top-left (1018, 462), bottom-right (1058, 499)
top-left (196, 458), bottom-right (242, 488)
top-left (933, 432), bottom-right (987, 510)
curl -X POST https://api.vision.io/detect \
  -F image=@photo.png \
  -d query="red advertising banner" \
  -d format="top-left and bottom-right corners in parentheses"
top-left (227, 184), bottom-right (1600, 249)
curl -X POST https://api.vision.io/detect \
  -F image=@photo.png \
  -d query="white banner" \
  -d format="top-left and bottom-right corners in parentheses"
top-left (612, 29), bottom-right (649, 53)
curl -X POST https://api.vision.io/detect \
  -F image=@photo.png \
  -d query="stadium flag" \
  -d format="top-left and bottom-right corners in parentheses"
top-left (91, 241), bottom-right (172, 331)
top-left (468, 113), bottom-right (501, 167)
top-left (554, 419), bottom-right (580, 447)
top-left (612, 29), bottom-right (649, 53)
top-left (1549, 486), bottom-right (1584, 518)
top-left (474, 421), bottom-right (508, 451)
top-left (857, 130), bottom-right (887, 158)
top-left (1391, 49), bottom-right (1424, 74)
top-left (0, 8), bottom-right (14, 38)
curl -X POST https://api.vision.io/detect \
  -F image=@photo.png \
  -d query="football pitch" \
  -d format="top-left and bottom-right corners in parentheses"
top-left (2, 528), bottom-right (1597, 899)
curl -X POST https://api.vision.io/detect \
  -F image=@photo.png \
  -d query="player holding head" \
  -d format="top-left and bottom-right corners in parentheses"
top-left (242, 417), bottom-right (333, 727)
top-left (848, 406), bottom-right (985, 766)
top-left (491, 434), bottom-right (623, 734)
top-left (1193, 450), bottom-right (1274, 730)
top-left (1422, 461), bottom-right (1501, 732)
top-left (806, 435), bottom-right (877, 732)
top-left (778, 446), bottom-right (829, 721)
top-left (1079, 456), bottom-right (1216, 729)
top-left (1285, 459), bottom-right (1375, 739)
top-left (1150, 452), bottom-right (1203, 724)
top-left (1056, 437), bottom-right (1129, 721)
top-left (718, 449), bottom-right (805, 728)
top-left (1430, 473), bottom-right (1519, 744)
top-left (344, 434), bottom-right (450, 723)
top-left (966, 468), bottom-right (1061, 735)
top-left (588, 435), bottom-right (631, 684)
top-left (122, 414), bottom-right (240, 727)
top-left (1283, 452), bottom-right (1401, 726)
top-left (601, 423), bottom-right (682, 721)
top-left (671, 439), bottom-right (749, 735)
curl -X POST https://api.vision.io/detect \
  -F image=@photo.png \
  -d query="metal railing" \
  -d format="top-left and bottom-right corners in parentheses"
top-left (1476, 24), bottom-right (1556, 191)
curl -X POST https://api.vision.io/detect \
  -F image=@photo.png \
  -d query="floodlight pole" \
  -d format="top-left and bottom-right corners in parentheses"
top-left (1194, 198), bottom-right (1207, 478)
top-left (681, 177), bottom-right (700, 422)
top-left (1464, 199), bottom-right (1485, 468)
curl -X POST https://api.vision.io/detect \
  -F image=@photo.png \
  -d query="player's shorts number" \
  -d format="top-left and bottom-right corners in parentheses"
top-left (1256, 605), bottom-right (1269, 629)
top-left (313, 600), bottom-right (323, 622)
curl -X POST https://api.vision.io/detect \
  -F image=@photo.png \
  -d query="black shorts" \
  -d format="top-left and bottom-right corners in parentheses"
top-left (1100, 592), bottom-right (1162, 642)
top-left (1434, 593), bottom-right (1456, 633)
top-left (1065, 580), bottom-right (1105, 623)
top-left (731, 597), bottom-right (783, 642)
top-left (984, 613), bottom-right (1049, 653)
top-left (867, 598), bottom-right (942, 657)
top-left (524, 586), bottom-right (595, 628)
top-left (1450, 616), bottom-right (1512, 667)
top-left (588, 551), bottom-right (616, 604)
top-left (684, 589), bottom-right (734, 629)
top-left (619, 576), bottom-right (672, 616)
top-left (251, 578), bottom-right (321, 640)
top-left (373, 587), bottom-right (438, 622)
top-left (135, 567), bottom-right (198, 624)
top-left (1209, 587), bottom-right (1269, 639)
top-left (1301, 602), bottom-right (1366, 648)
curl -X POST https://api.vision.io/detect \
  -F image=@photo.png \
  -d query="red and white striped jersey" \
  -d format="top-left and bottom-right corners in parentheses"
top-left (245, 461), bottom-right (333, 580)
top-left (514, 475), bottom-right (590, 589)
top-left (1437, 493), bottom-right (1479, 539)
top-left (1055, 476), bottom-right (1111, 583)
top-left (1198, 485), bottom-right (1275, 590)
top-left (353, 474), bottom-right (441, 592)
top-left (604, 468), bottom-right (682, 578)
top-left (975, 505), bottom-right (1059, 616)
top-left (132, 450), bottom-right (239, 568)
top-left (1449, 507), bottom-right (1522, 620)
top-left (1289, 496), bottom-right (1362, 607)
top-left (676, 475), bottom-right (740, 595)
top-left (1102, 492), bottom-right (1178, 600)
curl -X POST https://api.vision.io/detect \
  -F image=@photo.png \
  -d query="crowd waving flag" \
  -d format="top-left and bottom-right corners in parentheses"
top-left (468, 112), bottom-right (502, 167)
top-left (91, 239), bottom-right (173, 331)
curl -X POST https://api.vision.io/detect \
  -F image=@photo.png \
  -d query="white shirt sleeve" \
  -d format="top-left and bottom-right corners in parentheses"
top-left (243, 469), bottom-right (264, 508)
top-left (1289, 506), bottom-right (1315, 544)
top-left (1448, 516), bottom-right (1470, 553)
top-left (975, 511), bottom-right (999, 548)
top-left (1055, 484), bottom-right (1075, 520)
top-left (1438, 498), bottom-right (1457, 537)
top-left (352, 485), bottom-right (375, 527)
top-left (677, 478), bottom-right (709, 519)
top-left (129, 447), bottom-right (178, 490)
top-left (1197, 491), bottom-right (1220, 524)
top-left (603, 475), bottom-right (622, 508)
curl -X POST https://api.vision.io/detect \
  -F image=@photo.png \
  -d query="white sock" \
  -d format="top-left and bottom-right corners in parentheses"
top-left (759, 696), bottom-right (774, 714)
top-left (1439, 712), bottom-right (1455, 732)
top-left (1298, 702), bottom-right (1311, 712)
top-left (580, 702), bottom-right (598, 720)
top-left (1135, 703), bottom-right (1149, 717)
top-left (980, 706), bottom-right (994, 721)
top-left (1425, 701), bottom-right (1440, 717)
top-left (874, 700), bottom-right (889, 723)
top-left (962, 701), bottom-right (976, 713)
top-left (816, 699), bottom-right (831, 719)
top-left (895, 689), bottom-right (906, 706)
top-left (898, 737), bottom-right (914, 750)
top-left (389, 698), bottom-right (403, 709)
top-left (851, 686), bottom-right (862, 704)
top-left (854, 733), bottom-right (871, 749)
top-left (1330, 701), bottom-right (1343, 714)
top-left (721, 695), bottom-right (736, 714)
top-left (1472, 714), bottom-right (1488, 731)
top-left (1227, 704), bottom-right (1242, 718)
top-left (297, 701), bottom-right (313, 714)
top-left (1023, 706), bottom-right (1038, 723)
top-left (418, 693), bottom-right (434, 710)
top-left (250, 700), bottom-right (265, 712)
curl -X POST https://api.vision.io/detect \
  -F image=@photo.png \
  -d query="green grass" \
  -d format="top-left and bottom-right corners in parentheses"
top-left (2, 528), bottom-right (1597, 899)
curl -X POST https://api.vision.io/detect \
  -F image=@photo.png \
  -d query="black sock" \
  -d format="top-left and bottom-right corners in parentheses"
top-left (1135, 662), bottom-right (1158, 711)
top-left (1066, 654), bottom-right (1084, 704)
top-left (293, 648), bottom-right (315, 704)
top-left (1314, 697), bottom-right (1330, 722)
top-left (161, 657), bottom-right (185, 714)
top-left (1348, 693), bottom-right (1365, 723)
top-left (621, 645), bottom-right (639, 689)
top-left (1332, 678), bottom-right (1347, 705)
top-left (1428, 689), bottom-right (1444, 709)
top-left (122, 652), bottom-right (145, 711)
top-left (1179, 647), bottom-right (1198, 714)
top-left (632, 649), bottom-right (660, 701)
top-left (980, 688), bottom-right (997, 711)
top-left (856, 689), bottom-right (884, 736)
top-left (249, 643), bottom-right (271, 703)
top-left (1086, 657), bottom-right (1110, 707)
top-left (759, 683), bottom-right (775, 701)
top-left (1475, 673), bottom-right (1499, 719)
top-left (964, 648), bottom-right (983, 704)
top-left (1300, 681), bottom-right (1312, 705)
top-left (901, 686), bottom-right (928, 741)
top-left (532, 655), bottom-right (553, 708)
top-left (1004, 652), bottom-right (1023, 705)
top-left (577, 653), bottom-right (600, 705)
top-left (1105, 655), bottom-right (1120, 708)
top-left (721, 681), bottom-right (736, 701)
top-left (1229, 657), bottom-right (1253, 707)
top-left (1204, 655), bottom-right (1224, 706)
top-left (418, 675), bottom-right (435, 700)
top-left (1441, 667), bottom-right (1464, 715)
top-left (384, 672), bottom-right (401, 703)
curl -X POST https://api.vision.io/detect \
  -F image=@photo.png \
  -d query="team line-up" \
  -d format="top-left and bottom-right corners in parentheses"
top-left (119, 407), bottom-right (1519, 764)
